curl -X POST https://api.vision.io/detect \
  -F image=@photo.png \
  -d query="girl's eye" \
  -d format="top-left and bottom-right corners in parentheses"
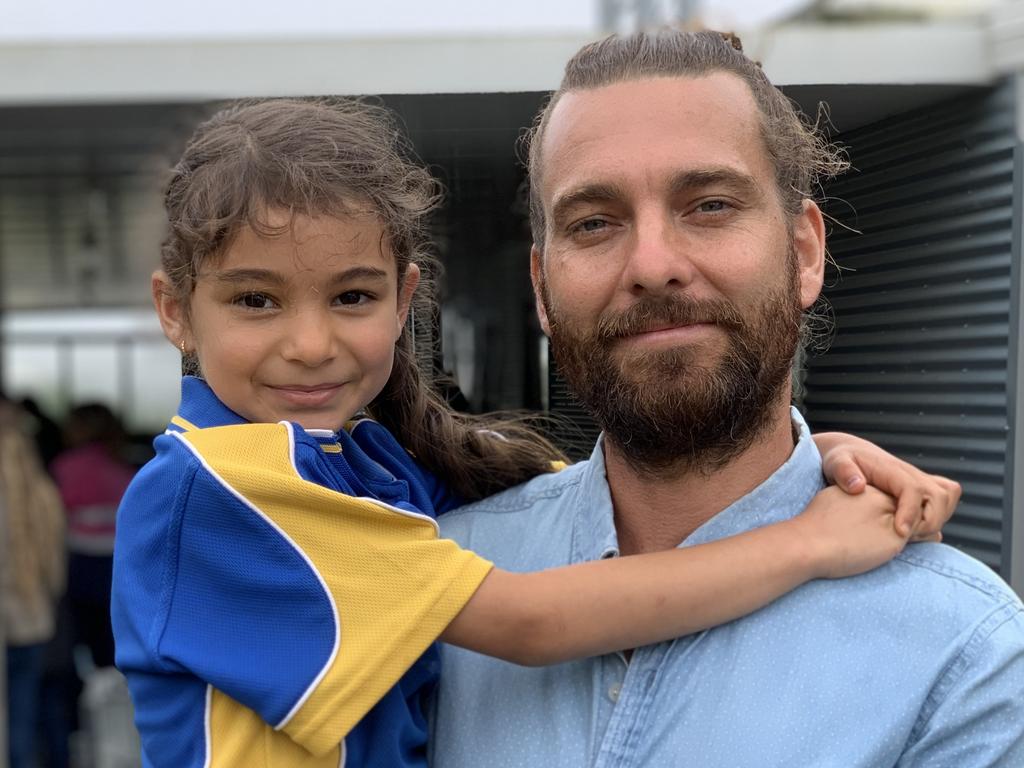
top-left (335, 291), bottom-right (371, 306)
top-left (234, 292), bottom-right (276, 310)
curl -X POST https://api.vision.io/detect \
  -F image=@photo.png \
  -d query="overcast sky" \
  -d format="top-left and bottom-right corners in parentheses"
top-left (2, 0), bottom-right (808, 41)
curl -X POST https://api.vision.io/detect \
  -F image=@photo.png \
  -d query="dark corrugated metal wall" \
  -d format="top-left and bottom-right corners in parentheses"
top-left (805, 83), bottom-right (1018, 574)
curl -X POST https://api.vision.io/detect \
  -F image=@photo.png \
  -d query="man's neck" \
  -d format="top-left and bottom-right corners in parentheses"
top-left (604, 404), bottom-right (798, 556)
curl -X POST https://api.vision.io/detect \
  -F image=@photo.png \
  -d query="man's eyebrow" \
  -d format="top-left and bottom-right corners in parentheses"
top-left (668, 168), bottom-right (762, 198)
top-left (550, 182), bottom-right (629, 225)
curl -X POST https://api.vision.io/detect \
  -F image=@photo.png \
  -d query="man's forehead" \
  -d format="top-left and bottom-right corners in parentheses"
top-left (545, 72), bottom-right (759, 138)
top-left (538, 73), bottom-right (766, 198)
top-left (544, 73), bottom-right (761, 169)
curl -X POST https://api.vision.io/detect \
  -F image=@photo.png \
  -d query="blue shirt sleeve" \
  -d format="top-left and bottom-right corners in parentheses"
top-left (897, 603), bottom-right (1024, 766)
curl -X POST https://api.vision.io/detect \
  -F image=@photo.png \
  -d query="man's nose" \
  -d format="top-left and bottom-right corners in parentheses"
top-left (622, 214), bottom-right (696, 296)
top-left (281, 308), bottom-right (336, 367)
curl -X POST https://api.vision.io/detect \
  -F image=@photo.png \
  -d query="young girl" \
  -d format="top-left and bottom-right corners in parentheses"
top-left (111, 98), bottom-right (955, 768)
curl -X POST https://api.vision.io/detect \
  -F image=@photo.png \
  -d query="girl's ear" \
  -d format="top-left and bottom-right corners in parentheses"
top-left (151, 270), bottom-right (191, 350)
top-left (395, 263), bottom-right (421, 338)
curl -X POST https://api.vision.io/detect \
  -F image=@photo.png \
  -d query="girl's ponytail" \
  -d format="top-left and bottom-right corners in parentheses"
top-left (373, 334), bottom-right (566, 503)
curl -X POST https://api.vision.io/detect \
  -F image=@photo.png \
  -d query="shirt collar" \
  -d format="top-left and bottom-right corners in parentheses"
top-left (572, 408), bottom-right (825, 560)
top-left (682, 409), bottom-right (824, 548)
top-left (169, 376), bottom-right (248, 431)
top-left (570, 434), bottom-right (621, 563)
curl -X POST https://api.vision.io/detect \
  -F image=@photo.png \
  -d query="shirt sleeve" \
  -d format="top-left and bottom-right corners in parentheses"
top-left (158, 422), bottom-right (493, 757)
top-left (896, 603), bottom-right (1024, 767)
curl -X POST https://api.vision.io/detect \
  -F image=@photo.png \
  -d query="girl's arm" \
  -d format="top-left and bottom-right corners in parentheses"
top-left (442, 485), bottom-right (912, 666)
top-left (814, 431), bottom-right (962, 538)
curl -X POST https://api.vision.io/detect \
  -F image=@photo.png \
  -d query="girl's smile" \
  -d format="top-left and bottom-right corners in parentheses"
top-left (153, 208), bottom-right (419, 431)
top-left (264, 382), bottom-right (348, 409)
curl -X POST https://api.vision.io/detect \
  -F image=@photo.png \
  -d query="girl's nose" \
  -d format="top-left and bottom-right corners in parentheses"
top-left (280, 310), bottom-right (336, 367)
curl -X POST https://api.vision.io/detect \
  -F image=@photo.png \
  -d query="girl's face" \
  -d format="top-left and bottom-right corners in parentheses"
top-left (153, 209), bottom-right (419, 431)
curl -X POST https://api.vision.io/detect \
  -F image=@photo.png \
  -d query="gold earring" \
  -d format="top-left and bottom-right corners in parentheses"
top-left (180, 339), bottom-right (187, 356)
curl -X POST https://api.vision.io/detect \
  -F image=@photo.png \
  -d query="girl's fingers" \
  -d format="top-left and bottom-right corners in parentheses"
top-left (819, 441), bottom-right (961, 540)
top-left (823, 450), bottom-right (866, 494)
top-left (912, 481), bottom-right (959, 536)
top-left (893, 488), bottom-right (926, 538)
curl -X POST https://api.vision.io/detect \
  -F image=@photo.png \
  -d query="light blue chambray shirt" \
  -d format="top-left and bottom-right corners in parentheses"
top-left (431, 410), bottom-right (1024, 767)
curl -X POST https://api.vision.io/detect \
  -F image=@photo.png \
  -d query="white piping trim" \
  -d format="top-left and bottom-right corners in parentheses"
top-left (368, 497), bottom-right (440, 533)
top-left (202, 684), bottom-right (213, 768)
top-left (282, 421), bottom-right (298, 470)
top-left (338, 738), bottom-right (346, 768)
top-left (170, 428), bottom-right (341, 731)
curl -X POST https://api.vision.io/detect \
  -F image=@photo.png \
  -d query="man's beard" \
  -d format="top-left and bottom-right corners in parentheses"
top-left (544, 263), bottom-right (803, 478)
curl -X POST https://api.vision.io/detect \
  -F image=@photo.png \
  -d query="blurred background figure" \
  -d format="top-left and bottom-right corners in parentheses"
top-left (0, 395), bottom-right (66, 768)
top-left (51, 404), bottom-right (132, 671)
top-left (20, 398), bottom-right (64, 476)
top-left (37, 404), bottom-right (135, 768)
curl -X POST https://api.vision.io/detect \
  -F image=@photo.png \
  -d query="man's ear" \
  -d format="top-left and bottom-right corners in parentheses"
top-left (530, 245), bottom-right (552, 336)
top-left (396, 262), bottom-right (421, 338)
top-left (793, 200), bottom-right (826, 309)
top-left (151, 270), bottom-right (191, 349)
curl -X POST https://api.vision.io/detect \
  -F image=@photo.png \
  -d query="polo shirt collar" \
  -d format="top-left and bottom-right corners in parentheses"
top-left (171, 376), bottom-right (248, 431)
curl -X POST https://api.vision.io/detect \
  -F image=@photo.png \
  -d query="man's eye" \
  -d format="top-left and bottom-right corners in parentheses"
top-left (571, 218), bottom-right (608, 235)
top-left (234, 292), bottom-right (276, 310)
top-left (696, 200), bottom-right (730, 213)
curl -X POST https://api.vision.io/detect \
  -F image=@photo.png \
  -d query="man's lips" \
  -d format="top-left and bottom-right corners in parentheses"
top-left (613, 322), bottom-right (717, 346)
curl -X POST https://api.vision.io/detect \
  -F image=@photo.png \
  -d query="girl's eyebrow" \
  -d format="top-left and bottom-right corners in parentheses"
top-left (331, 266), bottom-right (390, 283)
top-left (205, 266), bottom-right (391, 284)
top-left (205, 268), bottom-right (285, 285)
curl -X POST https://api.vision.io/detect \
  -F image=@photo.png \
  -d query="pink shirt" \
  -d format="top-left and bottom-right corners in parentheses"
top-left (52, 443), bottom-right (135, 555)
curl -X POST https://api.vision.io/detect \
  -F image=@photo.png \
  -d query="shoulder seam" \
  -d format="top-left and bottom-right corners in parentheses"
top-left (907, 600), bottom-right (1024, 746)
top-left (442, 470), bottom-right (585, 518)
top-left (897, 550), bottom-right (1022, 606)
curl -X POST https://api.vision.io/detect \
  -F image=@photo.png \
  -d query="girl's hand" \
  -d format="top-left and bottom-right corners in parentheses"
top-left (812, 432), bottom-right (961, 542)
top-left (796, 485), bottom-right (907, 580)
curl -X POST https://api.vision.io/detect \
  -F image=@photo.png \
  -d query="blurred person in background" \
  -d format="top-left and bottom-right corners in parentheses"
top-left (1, 394), bottom-right (66, 768)
top-left (36, 403), bottom-right (135, 767)
top-left (51, 403), bottom-right (135, 671)
top-left (20, 397), bottom-right (65, 474)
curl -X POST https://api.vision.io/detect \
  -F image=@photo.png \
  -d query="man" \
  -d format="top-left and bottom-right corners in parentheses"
top-left (431, 29), bottom-right (1024, 766)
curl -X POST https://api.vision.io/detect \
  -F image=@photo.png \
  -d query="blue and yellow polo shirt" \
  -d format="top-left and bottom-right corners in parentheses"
top-left (112, 377), bottom-right (493, 767)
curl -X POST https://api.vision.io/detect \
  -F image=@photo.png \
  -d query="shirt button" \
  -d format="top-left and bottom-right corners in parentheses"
top-left (608, 683), bottom-right (622, 702)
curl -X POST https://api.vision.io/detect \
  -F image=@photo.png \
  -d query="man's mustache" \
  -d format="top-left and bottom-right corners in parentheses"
top-left (596, 295), bottom-right (746, 341)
